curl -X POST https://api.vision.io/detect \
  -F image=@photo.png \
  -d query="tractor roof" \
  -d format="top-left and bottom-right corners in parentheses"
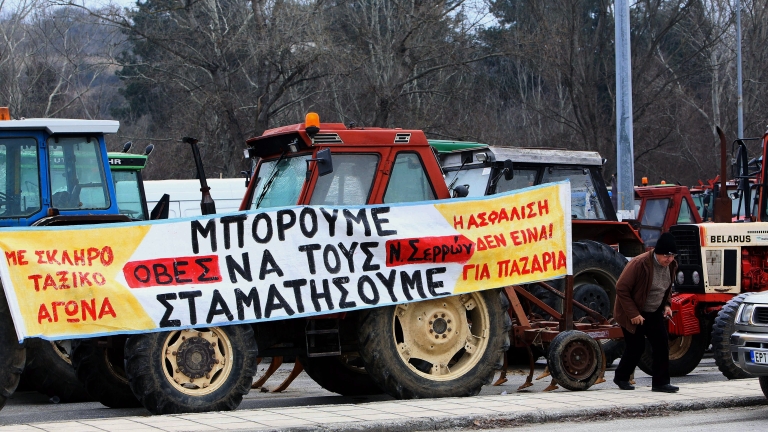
top-left (439, 145), bottom-right (604, 169)
top-left (489, 146), bottom-right (603, 166)
top-left (0, 118), bottom-right (119, 134)
top-left (107, 153), bottom-right (148, 171)
top-left (429, 140), bottom-right (489, 153)
top-left (246, 120), bottom-right (430, 159)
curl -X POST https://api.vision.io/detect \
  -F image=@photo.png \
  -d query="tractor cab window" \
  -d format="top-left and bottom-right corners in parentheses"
top-left (384, 152), bottom-right (435, 203)
top-left (691, 193), bottom-right (707, 219)
top-left (732, 184), bottom-right (760, 219)
top-left (113, 170), bottom-right (147, 220)
top-left (677, 199), bottom-right (694, 224)
top-left (640, 198), bottom-right (670, 247)
top-left (496, 168), bottom-right (539, 193)
top-left (310, 154), bottom-right (379, 205)
top-left (443, 167), bottom-right (489, 198)
top-left (541, 167), bottom-right (606, 220)
top-left (0, 137), bottom-right (41, 218)
top-left (251, 154), bottom-right (311, 209)
top-left (48, 137), bottom-right (109, 210)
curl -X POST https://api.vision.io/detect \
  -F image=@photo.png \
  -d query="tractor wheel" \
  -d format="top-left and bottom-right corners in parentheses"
top-left (358, 290), bottom-right (511, 399)
top-left (538, 241), bottom-right (626, 318)
top-left (547, 330), bottom-right (603, 391)
top-left (712, 294), bottom-right (754, 379)
top-left (760, 376), bottom-right (768, 399)
top-left (72, 337), bottom-right (142, 408)
top-left (601, 339), bottom-right (625, 366)
top-left (0, 289), bottom-right (25, 409)
top-left (23, 338), bottom-right (91, 402)
top-left (299, 353), bottom-right (383, 396)
top-left (573, 283), bottom-right (611, 320)
top-left (125, 326), bottom-right (258, 414)
top-left (637, 330), bottom-right (707, 377)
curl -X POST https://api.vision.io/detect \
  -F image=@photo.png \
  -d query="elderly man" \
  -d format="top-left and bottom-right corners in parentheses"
top-left (613, 232), bottom-right (679, 393)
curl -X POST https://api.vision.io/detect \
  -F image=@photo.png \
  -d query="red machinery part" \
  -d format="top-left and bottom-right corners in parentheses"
top-left (742, 247), bottom-right (768, 292)
top-left (668, 293), bottom-right (700, 336)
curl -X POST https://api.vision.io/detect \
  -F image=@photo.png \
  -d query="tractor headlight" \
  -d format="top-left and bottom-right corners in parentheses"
top-left (676, 271), bottom-right (685, 285)
top-left (737, 304), bottom-right (755, 324)
top-left (692, 271), bottom-right (700, 285)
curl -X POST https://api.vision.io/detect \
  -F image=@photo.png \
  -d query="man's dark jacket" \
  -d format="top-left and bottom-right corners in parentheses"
top-left (613, 249), bottom-right (677, 334)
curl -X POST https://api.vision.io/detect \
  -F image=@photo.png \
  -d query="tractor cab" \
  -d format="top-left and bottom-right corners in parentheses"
top-left (633, 183), bottom-right (702, 248)
top-left (435, 142), bottom-right (643, 257)
top-left (242, 114), bottom-right (450, 210)
top-left (0, 108), bottom-right (126, 227)
top-left (108, 150), bottom-right (151, 221)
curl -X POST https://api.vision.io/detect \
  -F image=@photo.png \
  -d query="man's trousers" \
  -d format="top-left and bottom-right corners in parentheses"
top-left (614, 305), bottom-right (670, 387)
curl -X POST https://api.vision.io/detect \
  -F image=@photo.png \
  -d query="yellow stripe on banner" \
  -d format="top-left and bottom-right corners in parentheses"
top-left (435, 183), bottom-right (569, 294)
top-left (0, 225), bottom-right (155, 338)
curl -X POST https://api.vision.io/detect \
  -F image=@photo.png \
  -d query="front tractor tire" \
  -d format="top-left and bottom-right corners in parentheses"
top-left (358, 290), bottom-right (511, 399)
top-left (0, 289), bottom-right (25, 409)
top-left (23, 338), bottom-right (91, 402)
top-left (72, 336), bottom-right (142, 408)
top-left (125, 325), bottom-right (258, 414)
top-left (637, 327), bottom-right (707, 377)
top-left (547, 330), bottom-right (603, 391)
top-left (712, 294), bottom-right (753, 379)
top-left (299, 354), bottom-right (383, 396)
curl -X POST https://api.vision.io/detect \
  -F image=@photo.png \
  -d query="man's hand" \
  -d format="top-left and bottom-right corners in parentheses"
top-left (630, 315), bottom-right (645, 325)
top-left (664, 305), bottom-right (673, 319)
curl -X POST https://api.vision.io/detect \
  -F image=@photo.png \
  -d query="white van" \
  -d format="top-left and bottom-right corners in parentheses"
top-left (143, 178), bottom-right (248, 218)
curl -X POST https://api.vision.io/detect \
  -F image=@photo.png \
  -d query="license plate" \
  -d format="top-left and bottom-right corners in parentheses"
top-left (751, 351), bottom-right (768, 364)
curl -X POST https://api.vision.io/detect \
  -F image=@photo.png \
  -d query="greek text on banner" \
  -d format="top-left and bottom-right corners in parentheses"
top-left (0, 181), bottom-right (573, 341)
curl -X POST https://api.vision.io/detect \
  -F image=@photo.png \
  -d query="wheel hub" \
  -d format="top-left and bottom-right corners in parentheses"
top-left (394, 293), bottom-right (490, 381)
top-left (162, 328), bottom-right (233, 396)
top-left (176, 337), bottom-right (216, 378)
top-left (432, 317), bottom-right (448, 334)
top-left (573, 283), bottom-right (610, 319)
top-left (561, 340), bottom-right (596, 380)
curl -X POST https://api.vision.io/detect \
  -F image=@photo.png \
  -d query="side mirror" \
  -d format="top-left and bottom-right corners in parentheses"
top-left (452, 184), bottom-right (469, 198)
top-left (503, 160), bottom-right (514, 181)
top-left (150, 194), bottom-right (170, 220)
top-left (312, 148), bottom-right (334, 177)
top-left (241, 170), bottom-right (251, 187)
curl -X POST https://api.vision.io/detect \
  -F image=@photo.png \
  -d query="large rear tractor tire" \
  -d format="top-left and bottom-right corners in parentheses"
top-left (125, 326), bottom-right (258, 414)
top-left (72, 336), bottom-right (142, 408)
top-left (547, 330), bottom-right (603, 391)
top-left (0, 289), bottom-right (25, 409)
top-left (358, 290), bottom-right (510, 399)
top-left (534, 241), bottom-right (626, 318)
top-left (601, 339), bottom-right (625, 366)
top-left (23, 338), bottom-right (91, 402)
top-left (637, 329), bottom-right (707, 377)
top-left (299, 354), bottom-right (383, 396)
top-left (712, 294), bottom-right (754, 379)
top-left (569, 241), bottom-right (626, 317)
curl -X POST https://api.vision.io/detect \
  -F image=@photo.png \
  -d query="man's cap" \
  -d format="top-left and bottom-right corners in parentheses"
top-left (654, 232), bottom-right (678, 256)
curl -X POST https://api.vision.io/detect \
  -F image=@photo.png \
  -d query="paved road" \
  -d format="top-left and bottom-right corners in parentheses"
top-left (0, 353), bottom-right (733, 426)
top-left (466, 405), bottom-right (768, 431)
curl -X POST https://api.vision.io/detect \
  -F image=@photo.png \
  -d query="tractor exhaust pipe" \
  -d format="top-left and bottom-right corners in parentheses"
top-left (714, 126), bottom-right (732, 223)
top-left (182, 136), bottom-right (216, 216)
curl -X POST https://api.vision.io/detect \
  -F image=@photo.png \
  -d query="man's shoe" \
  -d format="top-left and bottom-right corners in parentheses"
top-left (613, 378), bottom-right (635, 390)
top-left (652, 384), bottom-right (679, 393)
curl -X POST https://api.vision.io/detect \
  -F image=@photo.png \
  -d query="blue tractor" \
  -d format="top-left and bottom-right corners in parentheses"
top-left (0, 108), bottom-right (141, 406)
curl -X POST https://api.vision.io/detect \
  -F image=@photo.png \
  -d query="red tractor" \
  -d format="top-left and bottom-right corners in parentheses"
top-left (653, 128), bottom-right (768, 379)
